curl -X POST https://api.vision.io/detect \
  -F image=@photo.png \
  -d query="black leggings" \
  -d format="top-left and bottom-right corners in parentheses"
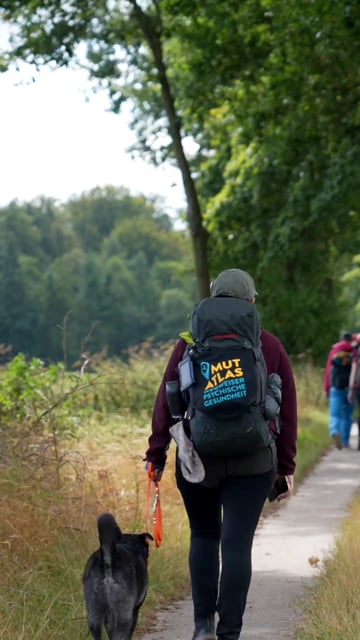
top-left (176, 465), bottom-right (274, 640)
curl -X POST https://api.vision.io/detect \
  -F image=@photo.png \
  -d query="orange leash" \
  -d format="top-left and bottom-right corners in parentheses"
top-left (146, 464), bottom-right (163, 548)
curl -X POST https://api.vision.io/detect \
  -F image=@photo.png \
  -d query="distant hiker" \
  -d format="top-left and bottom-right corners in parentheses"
top-left (324, 331), bottom-right (355, 449)
top-left (348, 334), bottom-right (360, 449)
top-left (145, 268), bottom-right (297, 640)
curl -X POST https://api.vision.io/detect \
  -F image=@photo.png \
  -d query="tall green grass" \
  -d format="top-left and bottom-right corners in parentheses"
top-left (293, 360), bottom-right (330, 480)
top-left (0, 352), bottom-right (330, 639)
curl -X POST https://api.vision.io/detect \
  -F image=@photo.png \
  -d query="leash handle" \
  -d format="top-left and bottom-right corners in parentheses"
top-left (146, 464), bottom-right (163, 548)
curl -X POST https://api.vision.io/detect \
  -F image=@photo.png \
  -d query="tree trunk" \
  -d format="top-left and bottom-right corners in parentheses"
top-left (130, 1), bottom-right (210, 300)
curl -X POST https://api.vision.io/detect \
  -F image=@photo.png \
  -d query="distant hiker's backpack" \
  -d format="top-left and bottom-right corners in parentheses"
top-left (330, 349), bottom-right (353, 390)
top-left (352, 348), bottom-right (360, 389)
top-left (178, 296), bottom-right (277, 457)
top-left (348, 346), bottom-right (360, 403)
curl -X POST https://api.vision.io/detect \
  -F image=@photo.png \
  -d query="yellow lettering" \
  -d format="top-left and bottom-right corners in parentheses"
top-left (209, 360), bottom-right (244, 380)
top-left (211, 358), bottom-right (242, 374)
top-left (205, 380), bottom-right (214, 390)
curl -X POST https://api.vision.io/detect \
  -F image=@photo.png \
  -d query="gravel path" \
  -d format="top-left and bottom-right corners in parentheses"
top-left (140, 426), bottom-right (360, 640)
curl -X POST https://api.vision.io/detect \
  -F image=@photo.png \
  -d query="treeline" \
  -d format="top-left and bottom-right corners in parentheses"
top-left (0, 187), bottom-right (195, 364)
top-left (0, 183), bottom-right (359, 366)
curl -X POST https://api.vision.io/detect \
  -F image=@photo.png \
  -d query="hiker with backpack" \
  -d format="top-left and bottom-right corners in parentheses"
top-left (145, 268), bottom-right (297, 640)
top-left (324, 331), bottom-right (356, 449)
top-left (348, 334), bottom-right (360, 449)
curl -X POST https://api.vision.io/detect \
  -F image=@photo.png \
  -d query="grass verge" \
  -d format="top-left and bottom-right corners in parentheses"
top-left (295, 494), bottom-right (360, 640)
top-left (0, 408), bottom-right (329, 639)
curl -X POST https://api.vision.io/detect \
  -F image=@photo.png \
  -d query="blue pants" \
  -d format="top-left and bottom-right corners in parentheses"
top-left (329, 387), bottom-right (354, 446)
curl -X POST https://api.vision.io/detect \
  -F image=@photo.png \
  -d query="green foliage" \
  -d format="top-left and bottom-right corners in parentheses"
top-left (156, 289), bottom-right (192, 341)
top-left (0, 189), bottom-right (194, 362)
top-left (342, 254), bottom-right (360, 330)
top-left (0, 353), bottom-right (62, 418)
top-left (0, 344), bottom-right (174, 480)
top-left (0, 353), bottom-right (93, 486)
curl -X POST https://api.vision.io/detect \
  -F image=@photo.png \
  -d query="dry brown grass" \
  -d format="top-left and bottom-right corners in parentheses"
top-left (0, 417), bottom-right (189, 639)
top-left (0, 355), bottom-right (330, 639)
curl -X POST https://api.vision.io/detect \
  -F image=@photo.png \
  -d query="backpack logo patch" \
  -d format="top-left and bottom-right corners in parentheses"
top-left (202, 358), bottom-right (247, 404)
top-left (193, 350), bottom-right (257, 414)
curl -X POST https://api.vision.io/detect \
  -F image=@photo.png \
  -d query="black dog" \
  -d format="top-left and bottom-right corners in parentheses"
top-left (83, 513), bottom-right (153, 640)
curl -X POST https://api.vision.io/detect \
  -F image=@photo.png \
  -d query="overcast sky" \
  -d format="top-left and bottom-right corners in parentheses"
top-left (0, 59), bottom-right (186, 214)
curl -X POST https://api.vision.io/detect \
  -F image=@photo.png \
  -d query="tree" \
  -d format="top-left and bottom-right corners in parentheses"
top-left (155, 288), bottom-right (192, 342)
top-left (343, 255), bottom-right (360, 331)
top-left (158, 0), bottom-right (360, 360)
top-left (0, 0), bottom-right (209, 298)
top-left (67, 186), bottom-right (162, 251)
top-left (0, 231), bottom-right (44, 354)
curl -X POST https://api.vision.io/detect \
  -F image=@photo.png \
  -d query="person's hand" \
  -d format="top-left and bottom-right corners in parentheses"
top-left (277, 474), bottom-right (294, 501)
top-left (150, 467), bottom-right (163, 482)
top-left (146, 461), bottom-right (164, 483)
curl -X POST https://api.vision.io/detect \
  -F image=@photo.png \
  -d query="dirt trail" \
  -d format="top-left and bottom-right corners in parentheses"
top-left (139, 426), bottom-right (360, 640)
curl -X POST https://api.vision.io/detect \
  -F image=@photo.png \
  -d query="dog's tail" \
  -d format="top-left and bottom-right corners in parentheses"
top-left (98, 513), bottom-right (122, 576)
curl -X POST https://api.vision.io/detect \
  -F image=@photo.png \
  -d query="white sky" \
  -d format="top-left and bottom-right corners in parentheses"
top-left (0, 62), bottom-right (186, 214)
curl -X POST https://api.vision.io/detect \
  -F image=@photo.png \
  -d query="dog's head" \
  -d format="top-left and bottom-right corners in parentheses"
top-left (121, 532), bottom-right (153, 562)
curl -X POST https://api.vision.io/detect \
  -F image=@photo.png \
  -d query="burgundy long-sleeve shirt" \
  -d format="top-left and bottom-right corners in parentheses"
top-left (146, 329), bottom-right (297, 476)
